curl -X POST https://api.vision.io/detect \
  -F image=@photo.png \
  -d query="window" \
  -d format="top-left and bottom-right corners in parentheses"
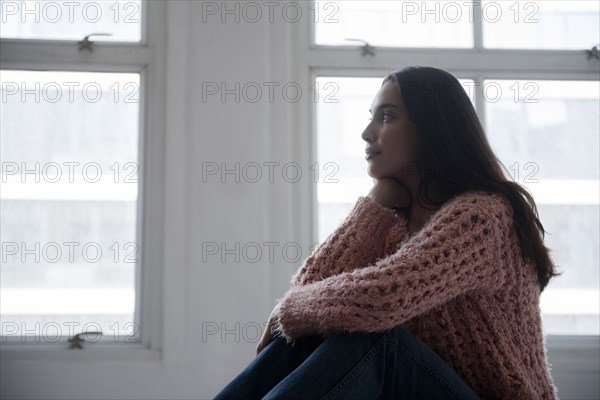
top-left (0, 0), bottom-right (161, 347)
top-left (481, 0), bottom-right (599, 49)
top-left (311, 1), bottom-right (600, 336)
top-left (314, 0), bottom-right (599, 50)
top-left (485, 80), bottom-right (599, 334)
top-left (0, 0), bottom-right (142, 41)
top-left (314, 1), bottom-right (473, 48)
top-left (1, 70), bottom-right (140, 342)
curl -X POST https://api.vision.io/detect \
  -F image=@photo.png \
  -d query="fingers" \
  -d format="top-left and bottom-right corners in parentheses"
top-left (256, 337), bottom-right (267, 355)
top-left (256, 329), bottom-right (273, 356)
top-left (255, 336), bottom-right (271, 356)
top-left (256, 304), bottom-right (281, 356)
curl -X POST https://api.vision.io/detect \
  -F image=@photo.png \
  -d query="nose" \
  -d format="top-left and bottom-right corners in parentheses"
top-left (361, 122), bottom-right (375, 143)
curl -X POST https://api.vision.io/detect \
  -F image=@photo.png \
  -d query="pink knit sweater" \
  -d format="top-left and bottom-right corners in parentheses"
top-left (273, 189), bottom-right (558, 400)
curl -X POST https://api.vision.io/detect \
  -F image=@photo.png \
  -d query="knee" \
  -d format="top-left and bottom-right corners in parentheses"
top-left (386, 324), bottom-right (412, 339)
top-left (384, 325), bottom-right (427, 353)
top-left (323, 329), bottom-right (387, 345)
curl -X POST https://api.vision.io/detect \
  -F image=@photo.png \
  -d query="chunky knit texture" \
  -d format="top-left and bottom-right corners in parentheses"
top-left (272, 189), bottom-right (558, 400)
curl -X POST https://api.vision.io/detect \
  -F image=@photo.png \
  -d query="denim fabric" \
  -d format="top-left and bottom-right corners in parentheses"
top-left (213, 325), bottom-right (481, 400)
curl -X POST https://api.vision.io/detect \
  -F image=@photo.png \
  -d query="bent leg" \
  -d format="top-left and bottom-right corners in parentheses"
top-left (380, 325), bottom-right (481, 400)
top-left (261, 326), bottom-right (481, 400)
top-left (262, 330), bottom-right (390, 400)
top-left (212, 334), bottom-right (324, 400)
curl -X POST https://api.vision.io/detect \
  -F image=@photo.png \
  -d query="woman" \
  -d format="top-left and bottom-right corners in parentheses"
top-left (214, 66), bottom-right (560, 400)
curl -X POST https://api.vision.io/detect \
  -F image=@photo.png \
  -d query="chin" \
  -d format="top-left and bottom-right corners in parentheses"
top-left (367, 164), bottom-right (389, 179)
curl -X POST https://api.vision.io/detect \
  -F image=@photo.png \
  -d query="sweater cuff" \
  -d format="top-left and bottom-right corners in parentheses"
top-left (273, 287), bottom-right (309, 343)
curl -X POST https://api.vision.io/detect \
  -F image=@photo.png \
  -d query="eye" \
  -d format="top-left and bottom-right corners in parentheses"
top-left (382, 111), bottom-right (393, 122)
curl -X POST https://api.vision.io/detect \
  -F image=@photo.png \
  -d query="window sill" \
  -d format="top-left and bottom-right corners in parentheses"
top-left (0, 343), bottom-right (161, 363)
top-left (546, 335), bottom-right (600, 372)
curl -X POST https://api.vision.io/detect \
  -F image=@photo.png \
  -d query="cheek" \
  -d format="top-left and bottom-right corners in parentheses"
top-left (381, 125), bottom-right (418, 162)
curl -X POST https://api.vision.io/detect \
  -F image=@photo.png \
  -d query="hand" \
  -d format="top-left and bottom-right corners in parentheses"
top-left (367, 177), bottom-right (411, 210)
top-left (256, 303), bottom-right (281, 356)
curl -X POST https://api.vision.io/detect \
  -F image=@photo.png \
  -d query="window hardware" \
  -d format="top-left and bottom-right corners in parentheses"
top-left (78, 33), bottom-right (112, 52)
top-left (586, 44), bottom-right (599, 60)
top-left (345, 38), bottom-right (375, 57)
top-left (68, 331), bottom-right (103, 349)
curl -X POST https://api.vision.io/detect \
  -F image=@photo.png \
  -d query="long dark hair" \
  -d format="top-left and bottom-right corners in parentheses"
top-left (383, 66), bottom-right (560, 291)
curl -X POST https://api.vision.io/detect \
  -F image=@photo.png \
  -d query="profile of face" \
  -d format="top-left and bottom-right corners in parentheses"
top-left (361, 81), bottom-right (420, 182)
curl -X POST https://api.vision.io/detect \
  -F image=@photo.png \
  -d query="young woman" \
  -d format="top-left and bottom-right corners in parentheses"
top-left (214, 66), bottom-right (560, 400)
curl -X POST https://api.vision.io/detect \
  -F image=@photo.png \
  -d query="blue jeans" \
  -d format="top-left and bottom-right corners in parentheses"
top-left (213, 325), bottom-right (481, 400)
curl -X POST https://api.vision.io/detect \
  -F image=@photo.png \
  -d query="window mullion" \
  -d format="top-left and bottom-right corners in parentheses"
top-left (307, 47), bottom-right (597, 76)
top-left (473, 75), bottom-right (486, 131)
top-left (473, 0), bottom-right (483, 50)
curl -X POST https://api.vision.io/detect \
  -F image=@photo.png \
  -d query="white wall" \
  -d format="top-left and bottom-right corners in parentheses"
top-left (1, 2), bottom-right (598, 400)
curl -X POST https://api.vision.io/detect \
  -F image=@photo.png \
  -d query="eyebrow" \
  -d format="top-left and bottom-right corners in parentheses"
top-left (369, 103), bottom-right (402, 114)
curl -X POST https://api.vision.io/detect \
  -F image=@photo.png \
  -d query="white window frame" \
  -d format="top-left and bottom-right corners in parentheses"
top-left (295, 0), bottom-right (600, 390)
top-left (0, 0), bottom-right (167, 361)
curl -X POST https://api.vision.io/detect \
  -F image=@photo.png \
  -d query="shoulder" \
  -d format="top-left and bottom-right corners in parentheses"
top-left (458, 189), bottom-right (511, 211)
top-left (436, 189), bottom-right (514, 228)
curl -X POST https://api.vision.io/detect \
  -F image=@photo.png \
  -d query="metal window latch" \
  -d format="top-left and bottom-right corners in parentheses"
top-left (585, 44), bottom-right (599, 60)
top-left (68, 331), bottom-right (103, 349)
top-left (78, 33), bottom-right (112, 52)
top-left (345, 38), bottom-right (375, 57)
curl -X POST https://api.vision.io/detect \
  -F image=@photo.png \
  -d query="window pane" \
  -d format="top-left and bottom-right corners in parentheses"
top-left (484, 79), bottom-right (600, 335)
top-left (0, 0), bottom-right (142, 42)
top-left (316, 77), bottom-right (381, 242)
top-left (315, 76), bottom-right (475, 242)
top-left (314, 1), bottom-right (473, 48)
top-left (482, 0), bottom-right (600, 49)
top-left (0, 70), bottom-right (140, 343)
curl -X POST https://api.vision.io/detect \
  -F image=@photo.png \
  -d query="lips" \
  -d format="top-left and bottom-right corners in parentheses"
top-left (365, 150), bottom-right (381, 161)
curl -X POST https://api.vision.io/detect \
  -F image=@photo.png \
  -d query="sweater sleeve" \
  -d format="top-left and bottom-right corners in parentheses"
top-left (273, 192), bottom-right (512, 343)
top-left (290, 196), bottom-right (410, 287)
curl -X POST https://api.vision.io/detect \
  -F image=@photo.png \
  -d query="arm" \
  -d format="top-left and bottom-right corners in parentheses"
top-left (274, 192), bottom-right (513, 343)
top-left (291, 196), bottom-right (409, 287)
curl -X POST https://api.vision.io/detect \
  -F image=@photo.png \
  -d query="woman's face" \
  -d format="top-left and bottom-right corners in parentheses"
top-left (361, 81), bottom-right (420, 181)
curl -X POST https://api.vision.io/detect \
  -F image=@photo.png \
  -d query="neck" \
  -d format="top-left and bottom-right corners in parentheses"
top-left (401, 176), bottom-right (448, 234)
